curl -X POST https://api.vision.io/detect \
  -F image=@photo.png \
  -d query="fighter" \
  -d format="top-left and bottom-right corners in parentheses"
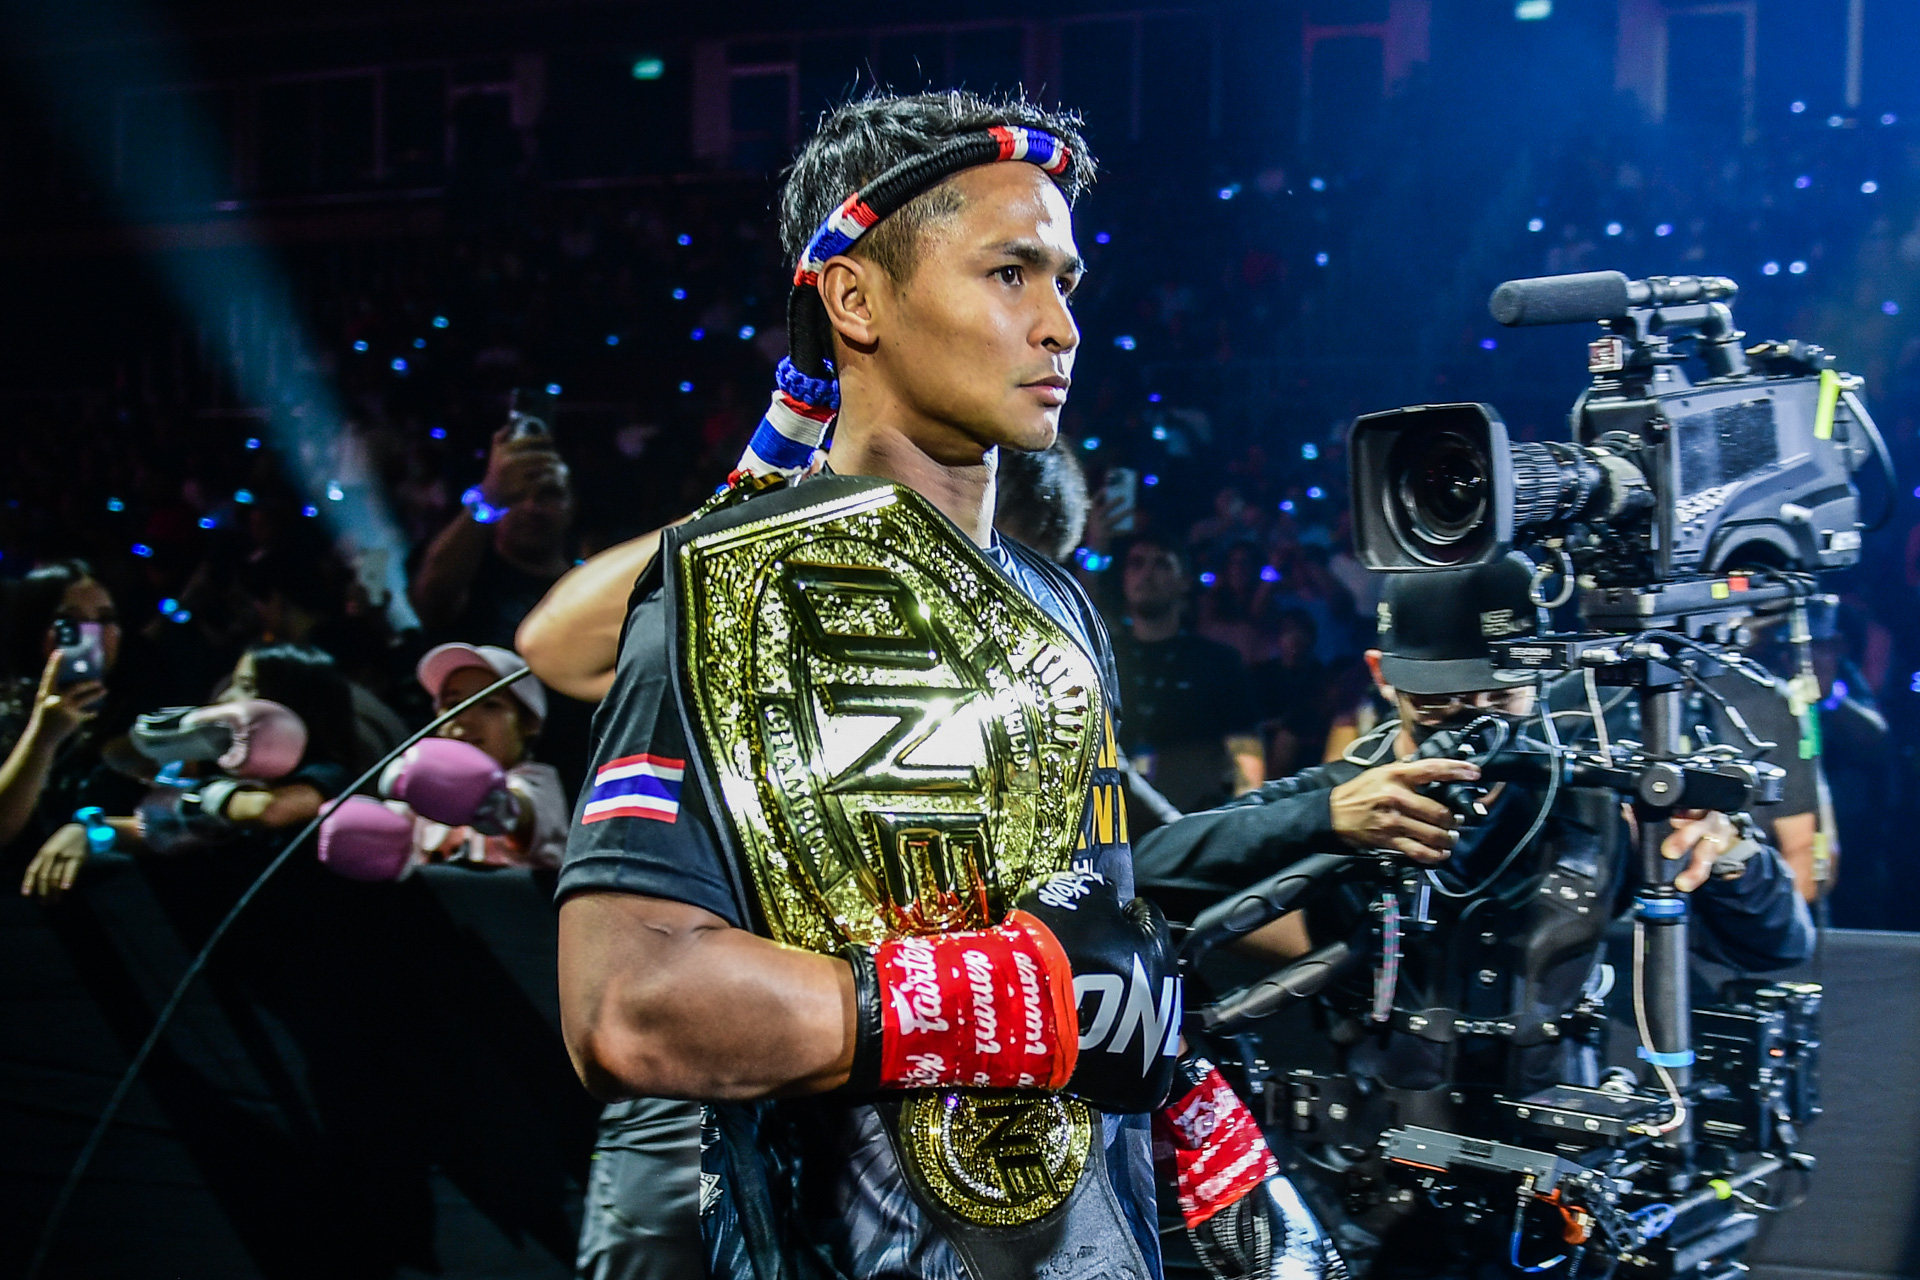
top-left (556, 92), bottom-right (1187, 1278)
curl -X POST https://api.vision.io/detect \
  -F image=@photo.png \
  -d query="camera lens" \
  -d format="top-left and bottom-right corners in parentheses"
top-left (1387, 430), bottom-right (1491, 560)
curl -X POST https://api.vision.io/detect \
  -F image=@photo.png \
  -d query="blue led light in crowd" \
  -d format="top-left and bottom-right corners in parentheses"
top-left (1308, 486), bottom-right (1326, 500)
top-left (391, 357), bottom-right (408, 372)
top-left (430, 427), bottom-right (447, 439)
top-left (327, 482), bottom-right (345, 501)
top-left (410, 338), bottom-right (423, 349)
top-left (1884, 301), bottom-right (1901, 315)
top-left (353, 340), bottom-right (369, 352)
top-left (1762, 261), bottom-right (1781, 275)
top-left (1114, 335), bottom-right (1137, 350)
top-left (1309, 177), bottom-right (1326, 191)
top-left (1094, 232), bottom-right (1111, 244)
top-left (245, 436), bottom-right (261, 449)
top-left (672, 287), bottom-right (687, 300)
top-left (1790, 101), bottom-right (1806, 114)
top-left (432, 315), bottom-right (448, 328)
top-left (1315, 252), bottom-right (1329, 266)
top-left (1082, 436), bottom-right (1101, 450)
top-left (131, 543), bottom-right (153, 558)
top-left (1481, 338), bottom-right (1499, 350)
top-left (1795, 175), bottom-right (1812, 189)
top-left (1884, 114), bottom-right (1899, 126)
top-left (1910, 670), bottom-right (1920, 693)
top-left (1790, 261), bottom-right (1808, 274)
top-left (1301, 442), bottom-right (1319, 460)
top-left (631, 57), bottom-right (665, 81)
top-left (1527, 218), bottom-right (1544, 232)
top-left (172, 610), bottom-right (192, 623)
top-left (1217, 186), bottom-right (1237, 201)
top-left (1151, 425), bottom-right (1168, 441)
top-left (691, 328), bottom-right (705, 341)
top-left (679, 381), bottom-right (694, 393)
top-left (1142, 474), bottom-right (1159, 486)
top-left (1259, 566), bottom-right (1280, 583)
top-left (1199, 572), bottom-right (1217, 586)
top-left (302, 505), bottom-right (319, 518)
top-left (234, 489), bottom-right (255, 504)
top-left (159, 597), bottom-right (178, 613)
top-left (1605, 222), bottom-right (1623, 236)
top-left (198, 516), bottom-right (216, 530)
top-left (607, 334), bottom-right (620, 345)
top-left (676, 233), bottom-right (691, 246)
top-left (1280, 500), bottom-right (1296, 513)
top-left (1147, 392), bottom-right (1163, 403)
top-left (106, 497), bottom-right (124, 512)
top-left (546, 383), bottom-right (562, 395)
top-left (1655, 223), bottom-right (1674, 237)
top-left (738, 325), bottom-right (756, 340)
top-left (1862, 181), bottom-right (1879, 194)
top-left (1828, 115), bottom-right (1845, 128)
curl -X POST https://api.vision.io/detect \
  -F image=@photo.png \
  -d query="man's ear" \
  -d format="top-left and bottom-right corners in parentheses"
top-left (817, 254), bottom-right (881, 349)
top-left (1364, 649), bottom-right (1392, 696)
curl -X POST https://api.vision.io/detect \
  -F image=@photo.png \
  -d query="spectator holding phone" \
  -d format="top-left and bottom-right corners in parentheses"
top-left (0, 562), bottom-right (140, 855)
top-left (21, 642), bottom-right (356, 899)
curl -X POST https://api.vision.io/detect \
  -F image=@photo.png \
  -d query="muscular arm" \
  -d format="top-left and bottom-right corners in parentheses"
top-left (517, 528), bottom-right (666, 703)
top-left (1768, 810), bottom-right (1824, 903)
top-left (558, 891), bottom-right (857, 1101)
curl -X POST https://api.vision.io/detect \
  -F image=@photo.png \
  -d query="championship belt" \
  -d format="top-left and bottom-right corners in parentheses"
top-left (673, 477), bottom-right (1105, 1229)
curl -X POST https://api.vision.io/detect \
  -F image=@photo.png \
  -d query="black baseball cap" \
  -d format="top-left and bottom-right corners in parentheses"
top-left (1374, 554), bottom-right (1544, 695)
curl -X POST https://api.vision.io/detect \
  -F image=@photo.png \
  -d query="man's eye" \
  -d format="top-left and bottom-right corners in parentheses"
top-left (995, 265), bottom-right (1023, 285)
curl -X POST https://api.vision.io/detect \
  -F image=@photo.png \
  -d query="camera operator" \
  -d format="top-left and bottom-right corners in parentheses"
top-left (1135, 555), bottom-right (1813, 1276)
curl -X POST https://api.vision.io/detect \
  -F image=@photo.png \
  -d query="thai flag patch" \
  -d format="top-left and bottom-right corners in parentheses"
top-left (581, 753), bottom-right (685, 824)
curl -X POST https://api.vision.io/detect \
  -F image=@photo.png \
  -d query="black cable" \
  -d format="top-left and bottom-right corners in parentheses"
top-left (25, 666), bottom-right (531, 1280)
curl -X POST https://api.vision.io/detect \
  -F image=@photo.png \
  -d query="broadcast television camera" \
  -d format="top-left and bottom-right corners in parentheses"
top-left (1348, 270), bottom-right (1888, 588)
top-left (1175, 273), bottom-right (1872, 1275)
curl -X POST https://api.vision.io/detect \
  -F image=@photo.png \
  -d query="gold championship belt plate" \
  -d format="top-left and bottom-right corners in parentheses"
top-left (674, 480), bottom-right (1104, 1228)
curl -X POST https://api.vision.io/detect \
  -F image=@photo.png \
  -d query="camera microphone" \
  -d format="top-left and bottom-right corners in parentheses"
top-left (1490, 271), bottom-right (1738, 327)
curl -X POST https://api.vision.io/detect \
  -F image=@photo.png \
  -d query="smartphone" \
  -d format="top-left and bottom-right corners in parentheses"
top-left (508, 387), bottom-right (556, 441)
top-left (52, 620), bottom-right (106, 689)
top-left (1102, 467), bottom-right (1139, 535)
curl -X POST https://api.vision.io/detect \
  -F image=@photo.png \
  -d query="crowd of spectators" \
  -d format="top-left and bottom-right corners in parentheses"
top-left (3, 76), bottom-right (1918, 928)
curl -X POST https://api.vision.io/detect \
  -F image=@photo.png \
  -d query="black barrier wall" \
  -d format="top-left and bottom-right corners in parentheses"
top-left (0, 856), bottom-right (598, 1280)
top-left (4, 852), bottom-right (1918, 1280)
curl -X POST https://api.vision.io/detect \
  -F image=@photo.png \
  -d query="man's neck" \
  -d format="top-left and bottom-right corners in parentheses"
top-left (825, 420), bottom-right (996, 547)
top-left (1128, 609), bottom-right (1181, 644)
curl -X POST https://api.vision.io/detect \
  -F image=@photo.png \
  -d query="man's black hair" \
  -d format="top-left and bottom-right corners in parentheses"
top-left (779, 90), bottom-right (1097, 283)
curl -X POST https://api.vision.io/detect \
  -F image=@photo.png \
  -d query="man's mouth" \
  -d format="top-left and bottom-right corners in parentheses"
top-left (1022, 375), bottom-right (1070, 405)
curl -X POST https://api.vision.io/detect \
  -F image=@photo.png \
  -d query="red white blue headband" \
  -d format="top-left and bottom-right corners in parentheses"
top-left (730, 125), bottom-right (1074, 486)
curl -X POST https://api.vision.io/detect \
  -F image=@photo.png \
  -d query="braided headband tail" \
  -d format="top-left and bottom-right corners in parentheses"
top-left (724, 125), bottom-right (1072, 489)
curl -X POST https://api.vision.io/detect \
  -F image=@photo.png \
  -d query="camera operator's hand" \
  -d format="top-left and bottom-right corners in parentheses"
top-left (1663, 809), bottom-right (1739, 893)
top-left (30, 650), bottom-right (105, 747)
top-left (480, 427), bottom-right (566, 510)
top-left (21, 823), bottom-right (90, 900)
top-left (1328, 758), bottom-right (1479, 862)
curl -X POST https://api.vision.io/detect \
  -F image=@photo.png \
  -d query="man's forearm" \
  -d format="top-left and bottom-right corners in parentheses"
top-left (518, 527), bottom-right (665, 703)
top-left (408, 510), bottom-right (493, 630)
top-left (559, 892), bottom-right (856, 1102)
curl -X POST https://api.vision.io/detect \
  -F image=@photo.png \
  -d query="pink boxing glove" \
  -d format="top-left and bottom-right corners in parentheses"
top-left (317, 796), bottom-right (416, 882)
top-left (132, 699), bottom-right (308, 780)
top-left (379, 738), bottom-right (521, 834)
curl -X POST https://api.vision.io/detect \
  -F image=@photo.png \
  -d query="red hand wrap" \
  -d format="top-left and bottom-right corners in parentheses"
top-left (1153, 1063), bottom-right (1279, 1228)
top-left (873, 910), bottom-right (1079, 1092)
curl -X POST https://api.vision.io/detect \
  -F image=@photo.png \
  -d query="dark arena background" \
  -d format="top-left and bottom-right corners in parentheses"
top-left (4, 1), bottom-right (1920, 1278)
